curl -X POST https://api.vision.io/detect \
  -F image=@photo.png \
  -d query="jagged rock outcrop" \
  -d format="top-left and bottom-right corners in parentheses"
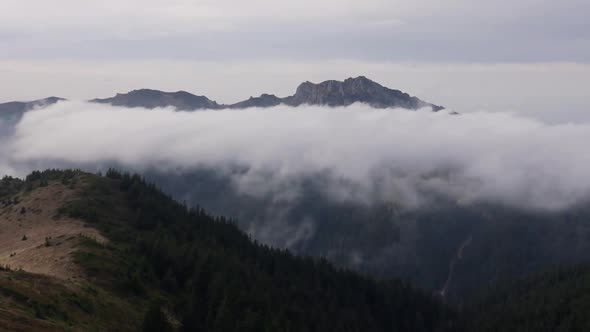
top-left (283, 76), bottom-right (443, 110)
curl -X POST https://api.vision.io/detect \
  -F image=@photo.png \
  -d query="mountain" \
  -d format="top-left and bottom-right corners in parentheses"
top-left (0, 170), bottom-right (457, 331)
top-left (3, 169), bottom-right (590, 331)
top-left (283, 76), bottom-right (443, 110)
top-left (90, 77), bottom-right (443, 111)
top-left (90, 89), bottom-right (221, 110)
top-left (0, 77), bottom-right (442, 116)
top-left (0, 97), bottom-right (64, 119)
top-left (138, 167), bottom-right (590, 302)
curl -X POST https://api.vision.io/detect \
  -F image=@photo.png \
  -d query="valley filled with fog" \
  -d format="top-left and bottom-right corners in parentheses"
top-left (2, 0), bottom-right (589, 330)
top-left (3, 101), bottom-right (590, 299)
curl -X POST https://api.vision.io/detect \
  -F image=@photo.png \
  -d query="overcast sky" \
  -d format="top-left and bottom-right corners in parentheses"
top-left (1, 0), bottom-right (589, 119)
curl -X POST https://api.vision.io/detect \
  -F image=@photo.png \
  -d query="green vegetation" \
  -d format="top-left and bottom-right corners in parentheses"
top-left (0, 268), bottom-right (141, 331)
top-left (463, 265), bottom-right (590, 331)
top-left (0, 175), bottom-right (23, 204)
top-left (56, 169), bottom-right (457, 331)
top-left (143, 169), bottom-right (590, 301)
top-left (0, 170), bottom-right (460, 330)
top-left (6, 169), bottom-right (590, 331)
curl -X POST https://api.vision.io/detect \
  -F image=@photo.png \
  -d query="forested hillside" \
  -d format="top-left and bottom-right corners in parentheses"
top-left (0, 170), bottom-right (457, 331)
top-left (464, 265), bottom-right (590, 331)
top-left (141, 168), bottom-right (590, 301)
top-left (4, 169), bottom-right (590, 331)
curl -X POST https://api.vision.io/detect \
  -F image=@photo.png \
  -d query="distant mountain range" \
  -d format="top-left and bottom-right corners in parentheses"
top-left (0, 77), bottom-right (443, 117)
top-left (91, 76), bottom-right (444, 111)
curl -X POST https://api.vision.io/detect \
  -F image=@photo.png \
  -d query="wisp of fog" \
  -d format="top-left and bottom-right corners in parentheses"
top-left (3, 101), bottom-right (590, 210)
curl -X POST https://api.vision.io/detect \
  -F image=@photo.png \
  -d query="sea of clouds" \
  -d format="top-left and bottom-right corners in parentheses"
top-left (2, 101), bottom-right (590, 210)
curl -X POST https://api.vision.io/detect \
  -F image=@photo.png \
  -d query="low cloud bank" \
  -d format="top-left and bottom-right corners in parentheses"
top-left (3, 101), bottom-right (590, 210)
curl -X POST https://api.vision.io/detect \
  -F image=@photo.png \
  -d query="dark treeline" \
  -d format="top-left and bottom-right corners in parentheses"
top-left (141, 168), bottom-right (590, 301)
top-left (464, 265), bottom-right (590, 331)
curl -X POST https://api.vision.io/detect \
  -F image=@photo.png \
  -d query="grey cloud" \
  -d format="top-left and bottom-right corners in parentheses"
top-left (1, 1), bottom-right (588, 62)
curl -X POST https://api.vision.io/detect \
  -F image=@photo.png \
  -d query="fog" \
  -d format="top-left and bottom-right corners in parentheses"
top-left (3, 101), bottom-right (590, 210)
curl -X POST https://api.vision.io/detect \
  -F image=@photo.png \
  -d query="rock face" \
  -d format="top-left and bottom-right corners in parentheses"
top-left (283, 76), bottom-right (443, 110)
top-left (90, 89), bottom-right (221, 110)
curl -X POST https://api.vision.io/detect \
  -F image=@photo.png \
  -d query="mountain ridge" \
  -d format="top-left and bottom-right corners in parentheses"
top-left (0, 77), bottom-right (443, 115)
top-left (90, 76), bottom-right (444, 111)
top-left (0, 169), bottom-right (457, 331)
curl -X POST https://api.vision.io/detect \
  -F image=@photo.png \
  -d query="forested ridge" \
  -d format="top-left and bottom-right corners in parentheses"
top-left (1, 169), bottom-right (457, 331)
top-left (3, 169), bottom-right (590, 331)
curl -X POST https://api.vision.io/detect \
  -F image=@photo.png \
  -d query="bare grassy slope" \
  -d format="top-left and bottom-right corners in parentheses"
top-left (0, 174), bottom-right (142, 331)
top-left (0, 181), bottom-right (105, 280)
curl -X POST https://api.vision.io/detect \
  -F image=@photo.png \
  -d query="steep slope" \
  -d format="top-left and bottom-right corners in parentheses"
top-left (0, 268), bottom-right (143, 331)
top-left (90, 89), bottom-right (221, 110)
top-left (4, 170), bottom-right (590, 331)
top-left (0, 180), bottom-right (105, 279)
top-left (140, 169), bottom-right (590, 301)
top-left (0, 171), bottom-right (145, 331)
top-left (0, 170), bottom-right (458, 331)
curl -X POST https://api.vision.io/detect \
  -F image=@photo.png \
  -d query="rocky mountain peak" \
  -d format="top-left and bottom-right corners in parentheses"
top-left (285, 76), bottom-right (443, 110)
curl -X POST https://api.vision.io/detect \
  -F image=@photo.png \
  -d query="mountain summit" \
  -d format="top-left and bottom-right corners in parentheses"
top-left (283, 76), bottom-right (443, 110)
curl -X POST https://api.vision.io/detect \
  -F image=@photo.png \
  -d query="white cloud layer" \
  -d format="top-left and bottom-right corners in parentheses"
top-left (3, 101), bottom-right (590, 211)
